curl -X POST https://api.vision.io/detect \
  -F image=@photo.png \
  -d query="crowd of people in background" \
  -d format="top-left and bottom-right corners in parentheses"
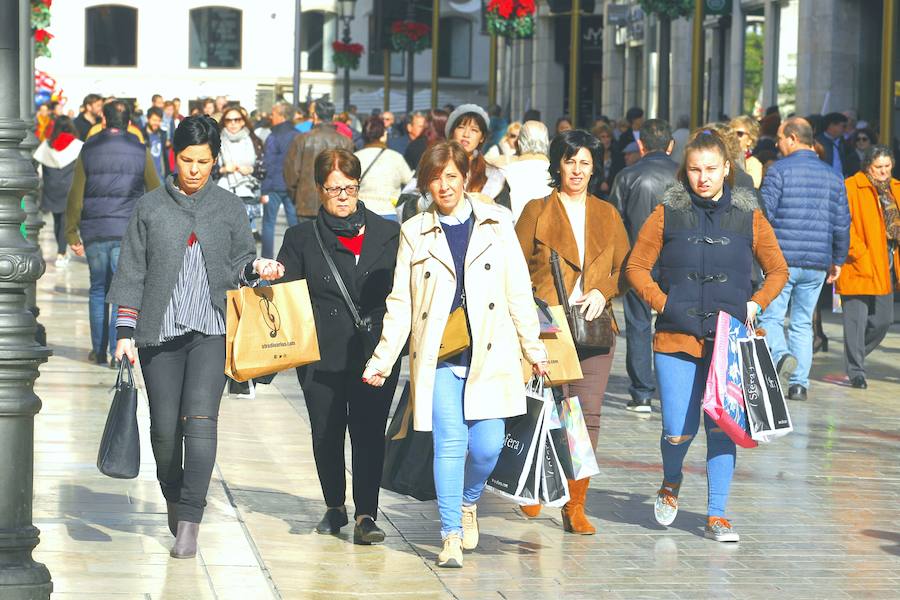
top-left (29, 87), bottom-right (899, 565)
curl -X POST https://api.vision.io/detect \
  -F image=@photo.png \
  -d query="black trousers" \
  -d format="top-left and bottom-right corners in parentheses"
top-left (841, 293), bottom-right (894, 378)
top-left (298, 364), bottom-right (399, 520)
top-left (139, 332), bottom-right (227, 523)
top-left (52, 212), bottom-right (66, 256)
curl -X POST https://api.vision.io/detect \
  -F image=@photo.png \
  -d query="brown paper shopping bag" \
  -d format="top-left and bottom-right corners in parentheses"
top-left (522, 305), bottom-right (584, 385)
top-left (225, 280), bottom-right (320, 382)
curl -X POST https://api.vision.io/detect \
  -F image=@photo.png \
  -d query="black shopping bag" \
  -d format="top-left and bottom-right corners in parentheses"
top-left (486, 379), bottom-right (548, 503)
top-left (739, 336), bottom-right (793, 443)
top-left (381, 383), bottom-right (436, 501)
top-left (97, 359), bottom-right (140, 479)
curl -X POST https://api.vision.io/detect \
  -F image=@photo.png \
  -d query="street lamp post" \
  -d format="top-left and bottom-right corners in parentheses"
top-left (0, 1), bottom-right (53, 598)
top-left (338, 0), bottom-right (357, 112)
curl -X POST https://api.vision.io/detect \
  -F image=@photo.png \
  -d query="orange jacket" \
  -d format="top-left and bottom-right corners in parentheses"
top-left (835, 172), bottom-right (900, 296)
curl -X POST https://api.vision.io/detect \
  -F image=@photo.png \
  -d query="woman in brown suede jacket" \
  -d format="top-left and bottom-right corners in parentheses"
top-left (514, 129), bottom-right (631, 534)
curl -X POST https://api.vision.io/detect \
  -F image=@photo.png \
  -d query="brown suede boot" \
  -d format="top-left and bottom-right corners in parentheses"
top-left (561, 478), bottom-right (596, 535)
top-left (519, 504), bottom-right (542, 518)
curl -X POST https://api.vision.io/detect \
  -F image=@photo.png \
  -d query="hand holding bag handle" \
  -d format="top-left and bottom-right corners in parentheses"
top-left (313, 221), bottom-right (378, 357)
top-left (549, 249), bottom-right (615, 350)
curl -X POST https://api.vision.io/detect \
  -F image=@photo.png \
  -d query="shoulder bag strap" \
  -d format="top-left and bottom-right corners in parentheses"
top-left (359, 148), bottom-right (386, 183)
top-left (313, 222), bottom-right (364, 327)
top-left (549, 249), bottom-right (571, 313)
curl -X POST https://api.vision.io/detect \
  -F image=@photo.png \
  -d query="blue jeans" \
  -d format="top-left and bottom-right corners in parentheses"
top-left (655, 351), bottom-right (736, 518)
top-left (431, 365), bottom-right (505, 539)
top-left (758, 266), bottom-right (826, 388)
top-left (261, 191), bottom-right (299, 258)
top-left (623, 289), bottom-right (656, 401)
top-left (85, 240), bottom-right (120, 358)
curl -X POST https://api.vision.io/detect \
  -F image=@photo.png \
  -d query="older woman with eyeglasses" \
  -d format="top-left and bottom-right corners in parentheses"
top-left (836, 145), bottom-right (900, 389)
top-left (275, 148), bottom-right (402, 545)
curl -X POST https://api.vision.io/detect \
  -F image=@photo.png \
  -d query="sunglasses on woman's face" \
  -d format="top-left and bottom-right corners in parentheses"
top-left (735, 130), bottom-right (747, 138)
top-left (224, 117), bottom-right (243, 124)
top-left (856, 136), bottom-right (869, 143)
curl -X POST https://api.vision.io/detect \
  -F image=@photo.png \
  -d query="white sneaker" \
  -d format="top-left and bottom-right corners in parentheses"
top-left (436, 533), bottom-right (463, 568)
top-left (461, 504), bottom-right (479, 550)
top-left (54, 254), bottom-right (69, 268)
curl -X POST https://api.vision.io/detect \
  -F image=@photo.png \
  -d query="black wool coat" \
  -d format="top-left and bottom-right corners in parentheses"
top-left (277, 208), bottom-right (401, 372)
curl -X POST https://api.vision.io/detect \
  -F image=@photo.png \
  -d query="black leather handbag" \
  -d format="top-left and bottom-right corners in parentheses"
top-left (550, 249), bottom-right (615, 350)
top-left (97, 359), bottom-right (140, 479)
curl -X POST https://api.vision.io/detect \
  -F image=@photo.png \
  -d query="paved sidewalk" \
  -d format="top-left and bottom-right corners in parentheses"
top-left (30, 226), bottom-right (900, 599)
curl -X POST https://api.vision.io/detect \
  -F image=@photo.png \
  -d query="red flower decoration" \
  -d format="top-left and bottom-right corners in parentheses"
top-left (34, 28), bottom-right (53, 43)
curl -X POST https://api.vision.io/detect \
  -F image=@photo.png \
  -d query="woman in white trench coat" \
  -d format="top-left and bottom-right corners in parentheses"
top-left (363, 140), bottom-right (548, 569)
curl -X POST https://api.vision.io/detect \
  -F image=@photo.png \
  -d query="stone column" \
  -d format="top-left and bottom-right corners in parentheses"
top-left (761, 0), bottom-right (779, 109)
top-left (601, 1), bottom-right (625, 119)
top-left (726, 0), bottom-right (745, 117)
top-left (0, 0), bottom-right (53, 598)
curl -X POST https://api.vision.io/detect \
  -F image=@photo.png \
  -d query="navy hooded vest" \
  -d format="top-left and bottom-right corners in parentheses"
top-left (79, 129), bottom-right (147, 243)
top-left (655, 183), bottom-right (758, 339)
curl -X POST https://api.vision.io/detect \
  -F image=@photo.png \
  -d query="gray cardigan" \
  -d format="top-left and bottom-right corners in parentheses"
top-left (107, 175), bottom-right (255, 347)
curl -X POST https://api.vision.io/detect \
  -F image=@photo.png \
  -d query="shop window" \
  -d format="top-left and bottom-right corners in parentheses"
top-left (85, 5), bottom-right (138, 67)
top-left (301, 11), bottom-right (336, 72)
top-left (189, 7), bottom-right (243, 69)
top-left (438, 17), bottom-right (471, 79)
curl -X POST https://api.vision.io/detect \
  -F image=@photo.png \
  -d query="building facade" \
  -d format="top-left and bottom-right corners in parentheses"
top-left (37, 0), bottom-right (491, 114)
top-left (499, 0), bottom-right (897, 138)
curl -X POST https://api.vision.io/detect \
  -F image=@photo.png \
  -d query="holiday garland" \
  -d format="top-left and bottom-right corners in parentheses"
top-left (32, 0), bottom-right (53, 58)
top-left (332, 41), bottom-right (364, 70)
top-left (486, 0), bottom-right (536, 39)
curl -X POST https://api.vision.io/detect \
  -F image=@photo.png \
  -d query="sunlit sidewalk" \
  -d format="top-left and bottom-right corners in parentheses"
top-left (31, 226), bottom-right (900, 599)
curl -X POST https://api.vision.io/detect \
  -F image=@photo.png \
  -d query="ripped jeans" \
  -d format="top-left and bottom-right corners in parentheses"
top-left (139, 332), bottom-right (227, 523)
top-left (655, 351), bottom-right (736, 518)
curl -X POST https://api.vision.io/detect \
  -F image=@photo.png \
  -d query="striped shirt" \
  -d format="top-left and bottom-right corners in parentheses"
top-left (158, 240), bottom-right (225, 341)
top-left (116, 235), bottom-right (259, 342)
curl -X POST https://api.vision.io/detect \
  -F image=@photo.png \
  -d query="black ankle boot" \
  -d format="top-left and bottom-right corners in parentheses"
top-left (315, 507), bottom-right (348, 534)
top-left (353, 517), bottom-right (385, 545)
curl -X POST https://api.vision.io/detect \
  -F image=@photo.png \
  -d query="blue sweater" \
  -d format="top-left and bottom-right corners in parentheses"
top-left (760, 149), bottom-right (850, 270)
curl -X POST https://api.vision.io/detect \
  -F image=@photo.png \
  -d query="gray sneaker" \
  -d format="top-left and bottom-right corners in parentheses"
top-left (653, 484), bottom-right (679, 526)
top-left (704, 517), bottom-right (740, 542)
top-left (776, 354), bottom-right (798, 391)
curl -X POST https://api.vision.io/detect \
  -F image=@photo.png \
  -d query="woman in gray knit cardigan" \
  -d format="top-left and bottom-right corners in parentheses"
top-left (107, 116), bottom-right (282, 559)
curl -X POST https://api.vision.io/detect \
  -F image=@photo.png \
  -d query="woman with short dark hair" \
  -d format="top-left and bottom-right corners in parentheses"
top-left (364, 140), bottom-right (548, 568)
top-left (515, 129), bottom-right (631, 531)
top-left (108, 115), bottom-right (283, 559)
top-left (275, 147), bottom-right (401, 545)
top-left (355, 116), bottom-right (413, 221)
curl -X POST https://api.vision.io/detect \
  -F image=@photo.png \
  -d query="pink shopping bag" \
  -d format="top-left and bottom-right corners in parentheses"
top-left (701, 312), bottom-right (758, 449)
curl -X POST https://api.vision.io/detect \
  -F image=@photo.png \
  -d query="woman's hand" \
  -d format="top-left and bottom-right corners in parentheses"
top-left (531, 360), bottom-right (550, 378)
top-left (745, 301), bottom-right (761, 329)
top-left (238, 165), bottom-right (253, 176)
top-left (574, 289), bottom-right (607, 321)
top-left (253, 258), bottom-right (285, 281)
top-left (115, 338), bottom-right (136, 365)
top-left (362, 367), bottom-right (385, 387)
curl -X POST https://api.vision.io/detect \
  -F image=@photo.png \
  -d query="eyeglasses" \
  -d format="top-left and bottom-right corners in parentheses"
top-left (224, 117), bottom-right (243, 124)
top-left (323, 185), bottom-right (359, 198)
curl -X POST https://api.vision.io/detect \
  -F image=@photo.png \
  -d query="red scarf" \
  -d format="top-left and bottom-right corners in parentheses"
top-left (51, 132), bottom-right (77, 151)
top-left (337, 234), bottom-right (364, 256)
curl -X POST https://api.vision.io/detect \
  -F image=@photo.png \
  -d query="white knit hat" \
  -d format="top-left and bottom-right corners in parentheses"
top-left (446, 104), bottom-right (491, 136)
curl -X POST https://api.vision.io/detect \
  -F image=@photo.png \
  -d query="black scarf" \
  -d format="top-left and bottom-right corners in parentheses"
top-left (319, 201), bottom-right (367, 237)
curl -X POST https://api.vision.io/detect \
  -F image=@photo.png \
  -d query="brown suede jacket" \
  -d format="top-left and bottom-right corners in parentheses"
top-left (515, 191), bottom-right (631, 331)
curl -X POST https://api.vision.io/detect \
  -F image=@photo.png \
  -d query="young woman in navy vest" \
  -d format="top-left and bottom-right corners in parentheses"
top-left (625, 130), bottom-right (789, 542)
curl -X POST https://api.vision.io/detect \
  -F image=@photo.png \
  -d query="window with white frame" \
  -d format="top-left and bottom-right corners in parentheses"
top-left (85, 5), bottom-right (138, 67)
top-left (189, 7), bottom-right (243, 69)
